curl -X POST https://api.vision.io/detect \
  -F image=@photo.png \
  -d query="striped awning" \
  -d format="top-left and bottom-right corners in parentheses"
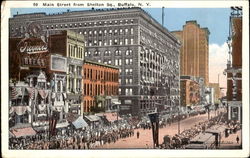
top-left (85, 115), bottom-right (100, 122)
top-left (72, 117), bottom-right (88, 129)
top-left (10, 127), bottom-right (36, 138)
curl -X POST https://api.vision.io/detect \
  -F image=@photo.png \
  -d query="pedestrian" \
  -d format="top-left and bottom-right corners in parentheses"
top-left (137, 131), bottom-right (140, 139)
top-left (236, 135), bottom-right (239, 144)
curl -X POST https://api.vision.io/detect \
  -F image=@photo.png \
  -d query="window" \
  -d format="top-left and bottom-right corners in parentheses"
top-left (125, 88), bottom-right (133, 95)
top-left (109, 39), bottom-right (112, 45)
top-left (120, 29), bottom-right (123, 35)
top-left (126, 50), bottom-right (133, 56)
top-left (129, 79), bottom-right (133, 84)
top-left (125, 59), bottom-right (129, 65)
top-left (131, 28), bottom-right (134, 34)
top-left (119, 39), bottom-right (123, 45)
top-left (109, 30), bottom-right (112, 35)
top-left (115, 59), bottom-right (118, 66)
top-left (125, 28), bottom-right (128, 34)
top-left (119, 88), bottom-right (121, 95)
top-left (131, 38), bottom-right (134, 44)
top-left (99, 40), bottom-right (102, 46)
top-left (115, 50), bottom-right (121, 56)
top-left (104, 50), bottom-right (110, 56)
top-left (119, 59), bottom-right (122, 65)
top-left (108, 60), bottom-right (111, 65)
top-left (114, 39), bottom-right (118, 45)
top-left (130, 59), bottom-right (133, 65)
top-left (118, 79), bottom-right (121, 84)
top-left (125, 39), bottom-right (128, 45)
top-left (98, 59), bottom-right (101, 63)
top-left (130, 69), bottom-right (133, 75)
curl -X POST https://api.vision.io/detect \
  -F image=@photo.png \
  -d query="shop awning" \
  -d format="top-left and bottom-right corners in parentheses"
top-left (112, 101), bottom-right (121, 105)
top-left (72, 117), bottom-right (88, 129)
top-left (84, 115), bottom-right (100, 122)
top-left (104, 113), bottom-right (122, 122)
top-left (56, 122), bottom-right (69, 128)
top-left (10, 127), bottom-right (36, 138)
top-left (67, 94), bottom-right (81, 100)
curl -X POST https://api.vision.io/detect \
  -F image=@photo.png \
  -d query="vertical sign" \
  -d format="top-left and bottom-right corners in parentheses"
top-left (148, 112), bottom-right (159, 148)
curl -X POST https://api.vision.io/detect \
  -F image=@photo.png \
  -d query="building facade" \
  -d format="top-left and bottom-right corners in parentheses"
top-left (83, 60), bottom-right (119, 114)
top-left (172, 21), bottom-right (210, 86)
top-left (9, 26), bottom-right (71, 130)
top-left (225, 8), bottom-right (242, 122)
top-left (180, 76), bottom-right (200, 108)
top-left (9, 8), bottom-right (181, 116)
top-left (209, 83), bottom-right (220, 103)
top-left (49, 30), bottom-right (85, 115)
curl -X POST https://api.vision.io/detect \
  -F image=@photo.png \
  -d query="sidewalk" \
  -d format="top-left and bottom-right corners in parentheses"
top-left (219, 129), bottom-right (242, 149)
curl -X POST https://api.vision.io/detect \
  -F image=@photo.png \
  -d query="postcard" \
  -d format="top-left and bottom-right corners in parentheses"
top-left (1, 0), bottom-right (249, 158)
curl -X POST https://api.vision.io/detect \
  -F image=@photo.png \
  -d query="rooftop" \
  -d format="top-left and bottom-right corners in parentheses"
top-left (84, 60), bottom-right (119, 70)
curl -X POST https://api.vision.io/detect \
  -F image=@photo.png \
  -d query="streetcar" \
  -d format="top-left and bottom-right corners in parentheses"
top-left (185, 133), bottom-right (216, 149)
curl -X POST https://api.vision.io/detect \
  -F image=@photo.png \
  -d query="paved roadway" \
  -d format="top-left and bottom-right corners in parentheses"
top-left (97, 111), bottom-right (220, 149)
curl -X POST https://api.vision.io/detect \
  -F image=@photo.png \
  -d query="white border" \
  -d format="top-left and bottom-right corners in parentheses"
top-left (1, 1), bottom-right (249, 158)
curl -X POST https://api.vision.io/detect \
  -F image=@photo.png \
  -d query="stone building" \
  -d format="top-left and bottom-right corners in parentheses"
top-left (83, 60), bottom-right (119, 114)
top-left (208, 83), bottom-right (220, 103)
top-left (172, 21), bottom-right (210, 86)
top-left (9, 8), bottom-right (180, 116)
top-left (49, 30), bottom-right (85, 115)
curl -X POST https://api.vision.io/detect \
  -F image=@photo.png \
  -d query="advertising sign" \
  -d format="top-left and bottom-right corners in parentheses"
top-left (51, 55), bottom-right (67, 72)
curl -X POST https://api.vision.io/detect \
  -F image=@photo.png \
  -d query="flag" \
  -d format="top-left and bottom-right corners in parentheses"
top-left (49, 111), bottom-right (59, 138)
top-left (11, 87), bottom-right (19, 100)
top-left (26, 87), bottom-right (35, 100)
top-left (38, 89), bottom-right (49, 99)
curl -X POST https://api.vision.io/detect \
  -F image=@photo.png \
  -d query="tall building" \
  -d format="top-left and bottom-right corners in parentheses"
top-left (172, 21), bottom-right (210, 86)
top-left (225, 7), bottom-right (242, 122)
top-left (9, 8), bottom-right (181, 116)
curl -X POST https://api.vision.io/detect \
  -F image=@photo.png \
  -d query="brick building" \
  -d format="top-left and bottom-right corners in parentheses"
top-left (83, 60), bottom-right (119, 114)
top-left (9, 8), bottom-right (181, 116)
top-left (180, 76), bottom-right (200, 108)
top-left (172, 21), bottom-right (210, 86)
top-left (225, 8), bottom-right (242, 122)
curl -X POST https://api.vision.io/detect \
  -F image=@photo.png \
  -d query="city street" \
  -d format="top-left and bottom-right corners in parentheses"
top-left (97, 112), bottom-right (217, 149)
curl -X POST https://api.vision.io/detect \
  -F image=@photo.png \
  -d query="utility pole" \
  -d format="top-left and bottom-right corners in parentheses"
top-left (178, 107), bottom-right (180, 134)
top-left (162, 7), bottom-right (165, 26)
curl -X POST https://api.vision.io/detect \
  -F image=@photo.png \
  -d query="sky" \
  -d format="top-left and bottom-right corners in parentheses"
top-left (10, 8), bottom-right (231, 89)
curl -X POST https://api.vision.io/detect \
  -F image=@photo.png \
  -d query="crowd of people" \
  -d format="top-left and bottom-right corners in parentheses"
top-left (160, 112), bottom-right (229, 149)
top-left (9, 106), bottom-right (240, 150)
top-left (9, 123), bottom-right (135, 149)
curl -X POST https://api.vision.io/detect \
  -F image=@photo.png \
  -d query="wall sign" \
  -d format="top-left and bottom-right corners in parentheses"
top-left (51, 55), bottom-right (67, 72)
